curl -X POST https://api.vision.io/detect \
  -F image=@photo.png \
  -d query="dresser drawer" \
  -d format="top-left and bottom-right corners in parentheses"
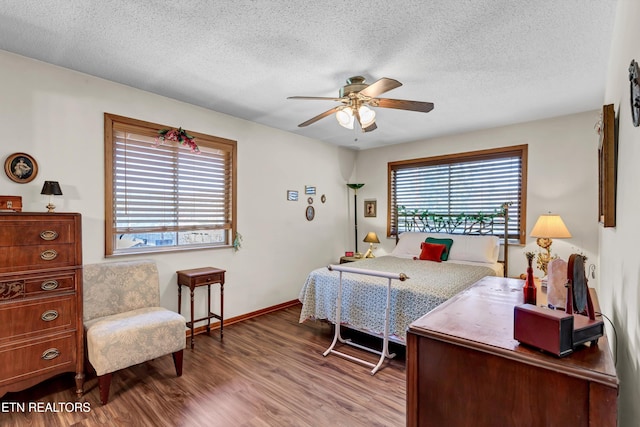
top-left (0, 220), bottom-right (75, 247)
top-left (0, 295), bottom-right (76, 342)
top-left (0, 244), bottom-right (77, 273)
top-left (24, 272), bottom-right (76, 295)
top-left (0, 332), bottom-right (75, 385)
top-left (0, 272), bottom-right (76, 301)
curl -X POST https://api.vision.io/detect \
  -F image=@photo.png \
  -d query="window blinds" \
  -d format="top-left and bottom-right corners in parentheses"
top-left (390, 151), bottom-right (523, 240)
top-left (112, 130), bottom-right (232, 235)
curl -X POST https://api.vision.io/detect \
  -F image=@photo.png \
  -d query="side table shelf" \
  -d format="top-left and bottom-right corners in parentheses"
top-left (176, 267), bottom-right (226, 349)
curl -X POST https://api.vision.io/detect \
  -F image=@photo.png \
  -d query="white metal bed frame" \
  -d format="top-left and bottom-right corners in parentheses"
top-left (323, 264), bottom-right (409, 375)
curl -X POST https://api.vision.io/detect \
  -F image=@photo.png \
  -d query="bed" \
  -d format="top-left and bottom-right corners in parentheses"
top-left (298, 231), bottom-right (506, 343)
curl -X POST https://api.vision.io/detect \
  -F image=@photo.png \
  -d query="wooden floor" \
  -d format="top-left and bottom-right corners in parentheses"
top-left (2, 305), bottom-right (406, 426)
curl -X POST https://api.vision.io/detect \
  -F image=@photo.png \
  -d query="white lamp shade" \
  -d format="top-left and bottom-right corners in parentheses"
top-left (358, 105), bottom-right (376, 127)
top-left (530, 214), bottom-right (572, 238)
top-left (336, 107), bottom-right (355, 129)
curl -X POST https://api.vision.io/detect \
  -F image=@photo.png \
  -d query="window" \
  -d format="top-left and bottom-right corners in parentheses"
top-left (388, 145), bottom-right (527, 243)
top-left (105, 113), bottom-right (237, 256)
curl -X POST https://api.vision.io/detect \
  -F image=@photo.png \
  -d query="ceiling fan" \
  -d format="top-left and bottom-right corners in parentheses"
top-left (288, 76), bottom-right (434, 133)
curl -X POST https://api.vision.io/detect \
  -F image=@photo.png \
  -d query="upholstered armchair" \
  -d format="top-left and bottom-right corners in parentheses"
top-left (83, 259), bottom-right (186, 404)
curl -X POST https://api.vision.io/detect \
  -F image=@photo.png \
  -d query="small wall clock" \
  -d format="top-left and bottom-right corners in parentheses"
top-left (629, 59), bottom-right (640, 127)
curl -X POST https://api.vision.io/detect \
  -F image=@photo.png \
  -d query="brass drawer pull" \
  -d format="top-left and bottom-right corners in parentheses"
top-left (41, 310), bottom-right (59, 322)
top-left (41, 280), bottom-right (59, 291)
top-left (40, 230), bottom-right (59, 241)
top-left (40, 249), bottom-right (58, 260)
top-left (41, 348), bottom-right (60, 360)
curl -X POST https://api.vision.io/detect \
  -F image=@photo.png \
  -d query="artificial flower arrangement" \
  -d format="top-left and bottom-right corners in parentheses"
top-left (155, 127), bottom-right (199, 152)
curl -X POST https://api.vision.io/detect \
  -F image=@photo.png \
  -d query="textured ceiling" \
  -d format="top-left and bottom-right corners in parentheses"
top-left (0, 1), bottom-right (618, 150)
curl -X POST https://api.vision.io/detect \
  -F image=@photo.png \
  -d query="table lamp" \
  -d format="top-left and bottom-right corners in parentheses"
top-left (530, 213), bottom-right (571, 276)
top-left (41, 181), bottom-right (63, 212)
top-left (363, 231), bottom-right (380, 258)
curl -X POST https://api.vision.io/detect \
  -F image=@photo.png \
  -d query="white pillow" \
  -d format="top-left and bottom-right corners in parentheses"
top-left (390, 232), bottom-right (430, 258)
top-left (445, 234), bottom-right (499, 264)
top-left (391, 232), bottom-right (499, 264)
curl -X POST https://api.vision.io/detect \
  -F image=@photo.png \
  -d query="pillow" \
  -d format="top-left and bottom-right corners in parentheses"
top-left (392, 231), bottom-right (500, 264)
top-left (391, 232), bottom-right (431, 258)
top-left (415, 242), bottom-right (446, 262)
top-left (446, 234), bottom-right (499, 264)
top-left (425, 237), bottom-right (453, 261)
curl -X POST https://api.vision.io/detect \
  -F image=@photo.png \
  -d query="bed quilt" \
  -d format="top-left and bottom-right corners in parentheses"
top-left (298, 255), bottom-right (496, 341)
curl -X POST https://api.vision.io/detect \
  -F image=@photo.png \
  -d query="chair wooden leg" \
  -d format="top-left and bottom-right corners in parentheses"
top-left (173, 349), bottom-right (183, 377)
top-left (98, 373), bottom-right (112, 405)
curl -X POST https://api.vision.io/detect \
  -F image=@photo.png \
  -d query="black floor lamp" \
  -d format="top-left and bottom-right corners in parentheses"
top-left (347, 183), bottom-right (365, 255)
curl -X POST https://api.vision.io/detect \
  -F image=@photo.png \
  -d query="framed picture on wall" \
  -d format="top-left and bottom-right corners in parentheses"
top-left (4, 152), bottom-right (38, 184)
top-left (598, 104), bottom-right (617, 227)
top-left (364, 199), bottom-right (377, 217)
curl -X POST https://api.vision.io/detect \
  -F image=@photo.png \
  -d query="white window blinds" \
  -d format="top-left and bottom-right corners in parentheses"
top-left (105, 114), bottom-right (236, 255)
top-left (113, 130), bottom-right (232, 233)
top-left (389, 145), bottom-right (526, 242)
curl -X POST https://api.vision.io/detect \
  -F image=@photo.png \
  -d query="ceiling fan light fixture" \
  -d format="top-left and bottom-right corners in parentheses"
top-left (289, 76), bottom-right (433, 131)
top-left (358, 105), bottom-right (376, 127)
top-left (336, 107), bottom-right (355, 129)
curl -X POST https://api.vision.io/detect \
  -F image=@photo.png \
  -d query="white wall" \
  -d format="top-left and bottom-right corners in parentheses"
top-left (601, 1), bottom-right (640, 425)
top-left (354, 111), bottom-right (600, 278)
top-left (0, 50), bottom-right (356, 319)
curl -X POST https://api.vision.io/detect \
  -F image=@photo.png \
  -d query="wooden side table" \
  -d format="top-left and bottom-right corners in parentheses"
top-left (339, 255), bottom-right (363, 264)
top-left (176, 267), bottom-right (226, 349)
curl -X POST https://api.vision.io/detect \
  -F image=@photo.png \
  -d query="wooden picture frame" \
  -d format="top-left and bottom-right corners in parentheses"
top-left (598, 104), bottom-right (617, 227)
top-left (305, 205), bottom-right (315, 221)
top-left (364, 199), bottom-right (377, 218)
top-left (4, 152), bottom-right (38, 184)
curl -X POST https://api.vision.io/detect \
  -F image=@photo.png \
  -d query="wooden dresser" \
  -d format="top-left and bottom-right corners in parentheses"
top-left (0, 212), bottom-right (84, 397)
top-left (406, 276), bottom-right (618, 427)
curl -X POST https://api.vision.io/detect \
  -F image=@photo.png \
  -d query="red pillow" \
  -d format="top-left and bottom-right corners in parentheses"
top-left (415, 242), bottom-right (447, 262)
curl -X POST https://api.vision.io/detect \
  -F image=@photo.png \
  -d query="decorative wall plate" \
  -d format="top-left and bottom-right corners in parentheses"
top-left (321, 194), bottom-right (326, 203)
top-left (306, 205), bottom-right (315, 221)
top-left (4, 152), bottom-right (38, 183)
top-left (307, 197), bottom-right (313, 204)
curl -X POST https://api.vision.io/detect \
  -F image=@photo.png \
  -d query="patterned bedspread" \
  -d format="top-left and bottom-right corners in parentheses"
top-left (298, 256), bottom-right (496, 341)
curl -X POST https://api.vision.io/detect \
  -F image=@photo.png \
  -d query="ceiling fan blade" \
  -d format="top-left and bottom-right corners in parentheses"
top-left (297, 106), bottom-right (341, 127)
top-left (287, 96), bottom-right (344, 101)
top-left (359, 77), bottom-right (402, 98)
top-left (374, 98), bottom-right (434, 113)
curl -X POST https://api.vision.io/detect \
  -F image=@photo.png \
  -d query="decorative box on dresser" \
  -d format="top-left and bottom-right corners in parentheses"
top-left (0, 212), bottom-right (84, 398)
top-left (406, 276), bottom-right (618, 427)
